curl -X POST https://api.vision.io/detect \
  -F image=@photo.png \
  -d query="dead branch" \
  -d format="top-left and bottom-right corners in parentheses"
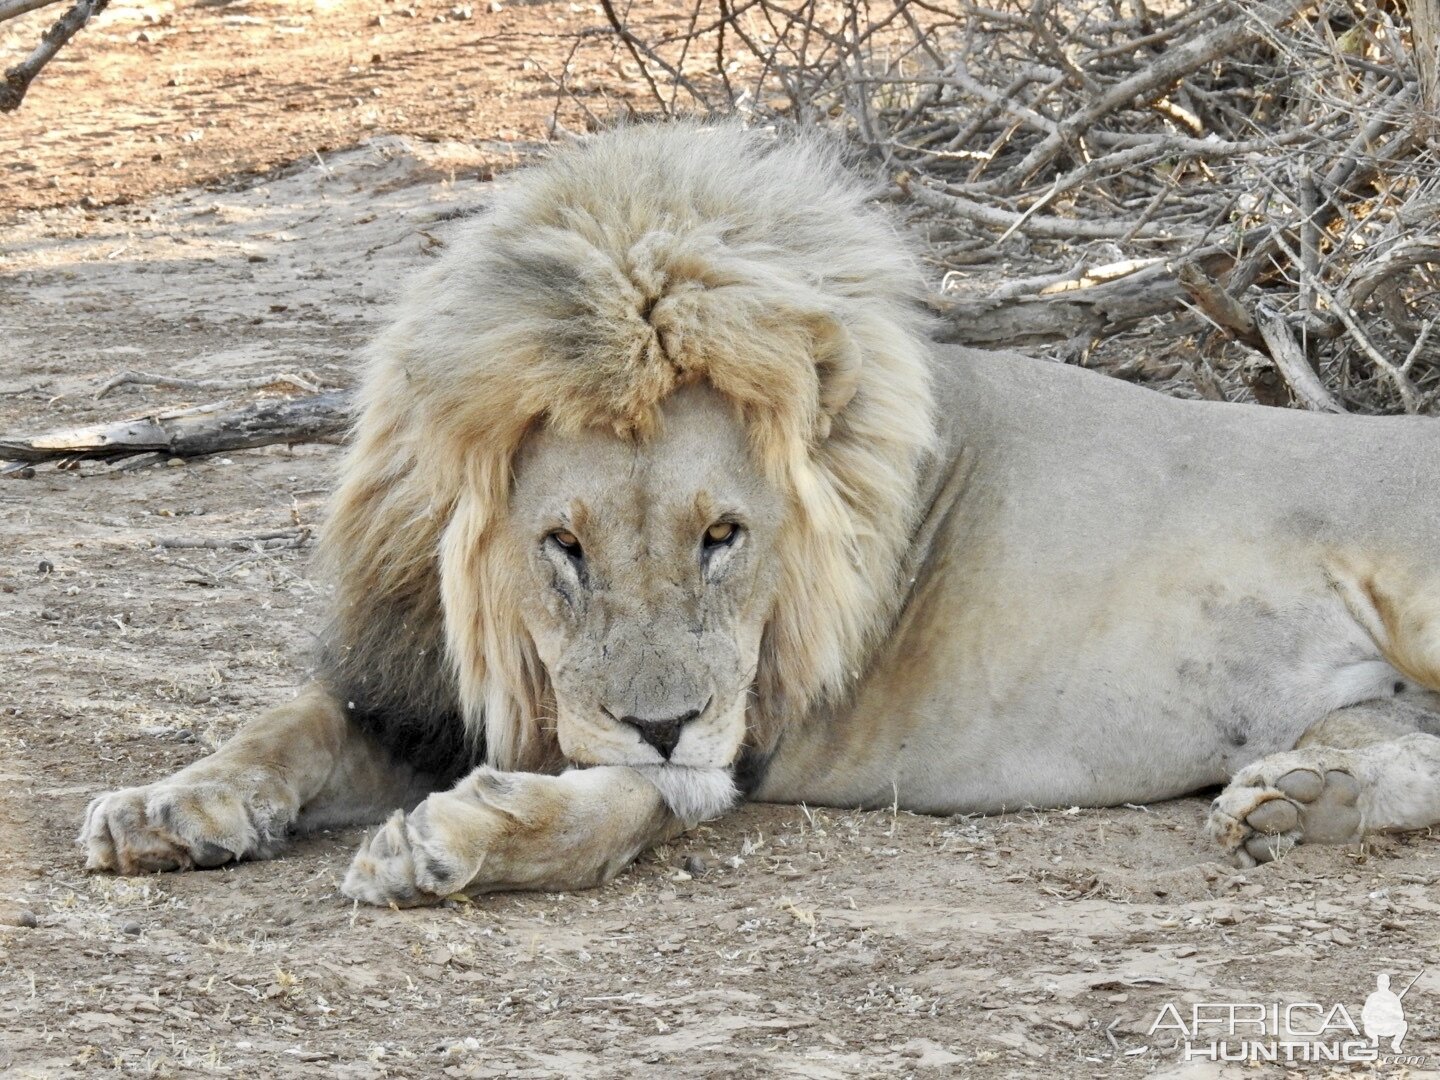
top-left (598, 0), bottom-right (679, 114)
top-left (0, 391), bottom-right (353, 465)
top-left (925, 228), bottom-right (1317, 350)
top-left (1177, 263), bottom-right (1262, 350)
top-left (930, 249), bottom-right (1239, 350)
top-left (0, 0), bottom-right (65, 21)
top-left (1, 0), bottom-right (107, 112)
top-left (1413, 0), bottom-right (1440, 115)
top-left (155, 528), bottom-right (314, 551)
top-left (1254, 308), bottom-right (1342, 413)
top-left (95, 370), bottom-right (325, 400)
top-left (906, 178), bottom-right (1202, 243)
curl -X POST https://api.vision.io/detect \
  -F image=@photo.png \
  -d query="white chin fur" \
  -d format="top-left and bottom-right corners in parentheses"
top-left (633, 765), bottom-right (738, 826)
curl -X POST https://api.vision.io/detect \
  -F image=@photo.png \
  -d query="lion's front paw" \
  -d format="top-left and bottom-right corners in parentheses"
top-left (80, 778), bottom-right (294, 875)
top-left (343, 767), bottom-right (626, 907)
top-left (1208, 754), bottom-right (1363, 868)
top-left (343, 766), bottom-right (676, 908)
top-left (341, 788), bottom-right (504, 907)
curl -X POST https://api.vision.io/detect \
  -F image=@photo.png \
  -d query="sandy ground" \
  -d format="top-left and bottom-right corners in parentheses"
top-left (0, 0), bottom-right (686, 216)
top-left (4, 6), bottom-right (1440, 1078)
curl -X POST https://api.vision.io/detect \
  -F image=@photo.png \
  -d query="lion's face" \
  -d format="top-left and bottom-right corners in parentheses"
top-left (505, 384), bottom-right (785, 772)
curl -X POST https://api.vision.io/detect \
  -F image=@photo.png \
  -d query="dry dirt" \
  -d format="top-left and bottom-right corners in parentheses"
top-left (3, 4), bottom-right (1440, 1078)
top-left (0, 0), bottom-right (687, 216)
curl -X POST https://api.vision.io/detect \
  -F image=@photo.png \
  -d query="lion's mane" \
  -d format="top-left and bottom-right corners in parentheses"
top-left (317, 122), bottom-right (937, 777)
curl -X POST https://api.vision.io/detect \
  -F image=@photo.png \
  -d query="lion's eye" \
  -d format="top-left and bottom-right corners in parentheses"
top-left (703, 522), bottom-right (738, 549)
top-left (549, 530), bottom-right (583, 558)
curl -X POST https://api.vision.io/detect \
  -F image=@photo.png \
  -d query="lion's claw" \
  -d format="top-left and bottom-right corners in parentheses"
top-left (342, 810), bottom-right (430, 906)
top-left (342, 803), bottom-right (481, 907)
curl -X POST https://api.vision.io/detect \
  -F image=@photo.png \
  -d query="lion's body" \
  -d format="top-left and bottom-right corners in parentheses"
top-left (80, 123), bottom-right (1440, 897)
top-left (760, 347), bottom-right (1440, 813)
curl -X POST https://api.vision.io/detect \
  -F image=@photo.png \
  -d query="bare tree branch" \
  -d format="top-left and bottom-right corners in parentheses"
top-left (0, 0), bottom-right (65, 22)
top-left (1, 0), bottom-right (108, 112)
top-left (95, 369), bottom-right (326, 400)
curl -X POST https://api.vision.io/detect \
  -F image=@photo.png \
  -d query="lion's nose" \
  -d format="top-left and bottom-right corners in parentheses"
top-left (615, 708), bottom-right (702, 760)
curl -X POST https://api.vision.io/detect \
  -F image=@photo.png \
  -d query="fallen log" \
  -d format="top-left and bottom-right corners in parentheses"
top-left (0, 390), bottom-right (353, 466)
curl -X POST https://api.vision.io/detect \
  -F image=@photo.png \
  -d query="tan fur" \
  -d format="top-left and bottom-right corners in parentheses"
top-left (1327, 555), bottom-right (1440, 690)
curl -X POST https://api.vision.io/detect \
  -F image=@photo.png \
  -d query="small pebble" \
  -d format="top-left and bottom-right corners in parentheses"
top-left (121, 921), bottom-right (142, 936)
top-left (683, 855), bottom-right (707, 877)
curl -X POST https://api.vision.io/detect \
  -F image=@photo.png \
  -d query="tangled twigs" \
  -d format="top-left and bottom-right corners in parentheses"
top-left (1, 0), bottom-right (106, 112)
top-left (570, 0), bottom-right (1440, 414)
top-left (986, 0), bottom-right (1307, 192)
top-left (1273, 230), bottom-right (1421, 414)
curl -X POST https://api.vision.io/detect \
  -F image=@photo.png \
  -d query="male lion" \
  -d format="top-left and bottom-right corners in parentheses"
top-left (80, 123), bottom-right (1440, 904)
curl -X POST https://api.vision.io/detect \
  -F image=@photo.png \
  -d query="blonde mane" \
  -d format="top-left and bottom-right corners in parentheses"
top-left (320, 122), bottom-right (937, 772)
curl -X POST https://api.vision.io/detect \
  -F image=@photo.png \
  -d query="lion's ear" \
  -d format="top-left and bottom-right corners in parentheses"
top-left (810, 314), bottom-right (862, 441)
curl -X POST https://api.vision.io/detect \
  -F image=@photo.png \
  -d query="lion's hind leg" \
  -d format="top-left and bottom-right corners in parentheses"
top-left (81, 685), bottom-right (429, 875)
top-left (1208, 700), bottom-right (1440, 867)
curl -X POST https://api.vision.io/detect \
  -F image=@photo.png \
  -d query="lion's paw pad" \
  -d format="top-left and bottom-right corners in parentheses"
top-left (1208, 762), bottom-right (1362, 868)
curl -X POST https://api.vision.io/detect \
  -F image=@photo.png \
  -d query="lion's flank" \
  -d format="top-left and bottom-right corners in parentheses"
top-left (319, 121), bottom-right (938, 773)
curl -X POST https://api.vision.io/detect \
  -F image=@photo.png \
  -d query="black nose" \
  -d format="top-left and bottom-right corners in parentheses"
top-left (617, 708), bottom-right (702, 760)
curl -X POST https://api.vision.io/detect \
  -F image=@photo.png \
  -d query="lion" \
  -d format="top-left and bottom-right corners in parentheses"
top-left (79, 122), bottom-right (1440, 904)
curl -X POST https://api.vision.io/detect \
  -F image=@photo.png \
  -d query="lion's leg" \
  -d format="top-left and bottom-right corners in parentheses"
top-left (1208, 699), bottom-right (1440, 866)
top-left (80, 684), bottom-right (430, 874)
top-left (341, 765), bottom-right (729, 907)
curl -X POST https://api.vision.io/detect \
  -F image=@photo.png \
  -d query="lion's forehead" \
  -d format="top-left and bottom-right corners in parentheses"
top-left (510, 384), bottom-right (784, 532)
